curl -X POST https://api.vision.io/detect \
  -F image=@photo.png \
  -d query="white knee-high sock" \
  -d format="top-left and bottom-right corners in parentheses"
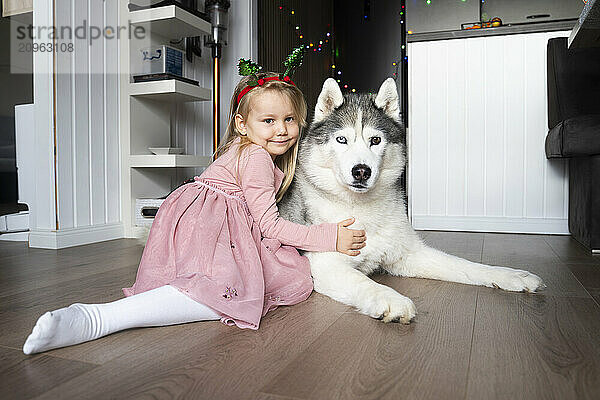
top-left (23, 285), bottom-right (220, 355)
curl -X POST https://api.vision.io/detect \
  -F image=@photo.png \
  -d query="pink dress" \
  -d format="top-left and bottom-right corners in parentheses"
top-left (122, 137), bottom-right (338, 330)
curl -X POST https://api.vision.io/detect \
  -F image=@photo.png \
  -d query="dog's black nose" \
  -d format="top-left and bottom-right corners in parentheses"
top-left (352, 164), bottom-right (371, 181)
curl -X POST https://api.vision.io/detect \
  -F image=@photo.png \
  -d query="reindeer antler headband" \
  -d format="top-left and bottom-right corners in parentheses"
top-left (236, 45), bottom-right (306, 105)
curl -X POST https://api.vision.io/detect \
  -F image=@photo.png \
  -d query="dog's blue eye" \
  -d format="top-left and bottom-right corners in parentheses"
top-left (336, 136), bottom-right (347, 144)
top-left (370, 137), bottom-right (381, 146)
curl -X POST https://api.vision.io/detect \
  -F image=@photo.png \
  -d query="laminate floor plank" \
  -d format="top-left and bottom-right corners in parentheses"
top-left (0, 248), bottom-right (143, 297)
top-left (466, 291), bottom-right (600, 400)
top-left (0, 345), bottom-right (98, 400)
top-left (0, 242), bottom-right (142, 286)
top-left (420, 231), bottom-right (484, 262)
top-left (29, 293), bottom-right (350, 400)
top-left (566, 263), bottom-right (600, 289)
top-left (482, 233), bottom-right (590, 299)
top-left (0, 238), bottom-right (141, 265)
top-left (254, 394), bottom-right (304, 400)
top-left (0, 265), bottom-right (138, 349)
top-left (482, 233), bottom-right (562, 267)
top-left (261, 280), bottom-right (478, 400)
top-left (566, 263), bottom-right (600, 305)
top-left (542, 235), bottom-right (600, 265)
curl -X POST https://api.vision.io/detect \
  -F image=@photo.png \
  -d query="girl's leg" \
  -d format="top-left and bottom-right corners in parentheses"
top-left (22, 285), bottom-right (220, 355)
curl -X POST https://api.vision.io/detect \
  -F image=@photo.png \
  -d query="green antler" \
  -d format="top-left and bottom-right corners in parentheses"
top-left (238, 58), bottom-right (262, 85)
top-left (238, 58), bottom-right (262, 76)
top-left (281, 46), bottom-right (306, 79)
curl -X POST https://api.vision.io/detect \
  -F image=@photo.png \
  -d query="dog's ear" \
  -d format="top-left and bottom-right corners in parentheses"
top-left (314, 78), bottom-right (344, 123)
top-left (374, 78), bottom-right (400, 122)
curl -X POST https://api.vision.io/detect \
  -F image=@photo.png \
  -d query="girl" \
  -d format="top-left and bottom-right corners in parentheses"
top-left (22, 71), bottom-right (367, 355)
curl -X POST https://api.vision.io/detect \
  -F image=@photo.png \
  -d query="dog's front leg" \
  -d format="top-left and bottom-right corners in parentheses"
top-left (307, 252), bottom-right (416, 323)
top-left (386, 244), bottom-right (545, 292)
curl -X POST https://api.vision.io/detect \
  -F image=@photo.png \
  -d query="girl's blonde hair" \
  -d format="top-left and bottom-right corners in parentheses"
top-left (214, 71), bottom-right (308, 202)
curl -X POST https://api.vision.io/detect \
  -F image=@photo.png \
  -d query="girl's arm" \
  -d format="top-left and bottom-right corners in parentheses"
top-left (240, 148), bottom-right (338, 252)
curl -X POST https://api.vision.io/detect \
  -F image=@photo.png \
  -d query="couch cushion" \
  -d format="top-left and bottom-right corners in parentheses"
top-left (546, 114), bottom-right (600, 158)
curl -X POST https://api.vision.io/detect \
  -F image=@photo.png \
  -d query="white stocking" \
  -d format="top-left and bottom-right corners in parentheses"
top-left (23, 285), bottom-right (220, 355)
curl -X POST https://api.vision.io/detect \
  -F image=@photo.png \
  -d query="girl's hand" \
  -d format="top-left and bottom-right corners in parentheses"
top-left (336, 217), bottom-right (366, 256)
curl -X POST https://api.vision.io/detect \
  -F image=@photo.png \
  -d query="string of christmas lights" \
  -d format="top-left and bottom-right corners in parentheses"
top-left (276, 2), bottom-right (407, 94)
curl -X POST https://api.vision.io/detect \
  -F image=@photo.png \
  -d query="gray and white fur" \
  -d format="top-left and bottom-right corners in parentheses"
top-left (279, 78), bottom-right (545, 323)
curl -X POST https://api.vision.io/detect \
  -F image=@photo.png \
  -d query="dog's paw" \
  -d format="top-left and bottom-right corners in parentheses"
top-left (490, 268), bottom-right (546, 293)
top-left (371, 288), bottom-right (417, 324)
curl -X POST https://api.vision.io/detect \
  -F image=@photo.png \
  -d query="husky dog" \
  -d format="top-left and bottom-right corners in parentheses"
top-left (278, 78), bottom-right (545, 324)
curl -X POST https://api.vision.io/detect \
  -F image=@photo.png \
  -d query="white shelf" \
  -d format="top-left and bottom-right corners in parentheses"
top-left (129, 5), bottom-right (211, 40)
top-left (130, 80), bottom-right (211, 102)
top-left (129, 155), bottom-right (212, 168)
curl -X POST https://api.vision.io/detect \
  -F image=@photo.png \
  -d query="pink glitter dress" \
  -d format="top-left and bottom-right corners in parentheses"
top-left (122, 137), bottom-right (338, 329)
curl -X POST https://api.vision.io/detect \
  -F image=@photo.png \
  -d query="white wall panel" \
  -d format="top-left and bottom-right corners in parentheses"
top-left (464, 39), bottom-right (486, 217)
top-left (53, 0), bottom-right (120, 230)
top-left (105, 0), bottom-right (120, 225)
top-left (31, 0), bottom-right (57, 232)
top-left (408, 31), bottom-right (570, 234)
top-left (408, 43), bottom-right (428, 216)
top-left (427, 41), bottom-right (448, 216)
top-left (446, 39), bottom-right (466, 217)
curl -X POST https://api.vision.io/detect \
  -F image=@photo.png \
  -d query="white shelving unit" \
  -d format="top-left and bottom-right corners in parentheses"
top-left (129, 4), bottom-right (211, 39)
top-left (119, 3), bottom-right (212, 237)
top-left (130, 79), bottom-right (211, 102)
top-left (129, 154), bottom-right (212, 168)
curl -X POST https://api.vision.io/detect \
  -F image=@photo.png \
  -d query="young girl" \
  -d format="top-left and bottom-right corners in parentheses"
top-left (22, 71), bottom-right (367, 355)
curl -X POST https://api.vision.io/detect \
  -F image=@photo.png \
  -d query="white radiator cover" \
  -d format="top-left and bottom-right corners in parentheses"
top-left (408, 31), bottom-right (571, 234)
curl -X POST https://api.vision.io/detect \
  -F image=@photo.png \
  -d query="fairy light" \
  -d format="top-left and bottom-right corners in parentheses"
top-left (331, 65), bottom-right (336, 68)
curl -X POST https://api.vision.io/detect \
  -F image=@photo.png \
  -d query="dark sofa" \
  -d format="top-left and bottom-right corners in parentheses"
top-left (545, 37), bottom-right (600, 252)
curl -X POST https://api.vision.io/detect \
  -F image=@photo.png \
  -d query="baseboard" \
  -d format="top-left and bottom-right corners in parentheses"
top-left (411, 215), bottom-right (569, 235)
top-left (0, 231), bottom-right (29, 241)
top-left (28, 222), bottom-right (125, 249)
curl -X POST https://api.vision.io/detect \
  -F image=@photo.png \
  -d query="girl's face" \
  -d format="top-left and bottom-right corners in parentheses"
top-left (235, 90), bottom-right (299, 160)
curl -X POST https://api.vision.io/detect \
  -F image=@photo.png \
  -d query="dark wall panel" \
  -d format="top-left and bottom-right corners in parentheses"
top-left (258, 0), bottom-right (334, 119)
top-left (406, 0), bottom-right (479, 34)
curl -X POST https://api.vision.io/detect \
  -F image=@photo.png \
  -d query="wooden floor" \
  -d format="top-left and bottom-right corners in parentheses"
top-left (1, 231), bottom-right (600, 400)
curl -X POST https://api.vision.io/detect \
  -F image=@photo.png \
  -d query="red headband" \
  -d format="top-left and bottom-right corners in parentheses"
top-left (236, 76), bottom-right (296, 105)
